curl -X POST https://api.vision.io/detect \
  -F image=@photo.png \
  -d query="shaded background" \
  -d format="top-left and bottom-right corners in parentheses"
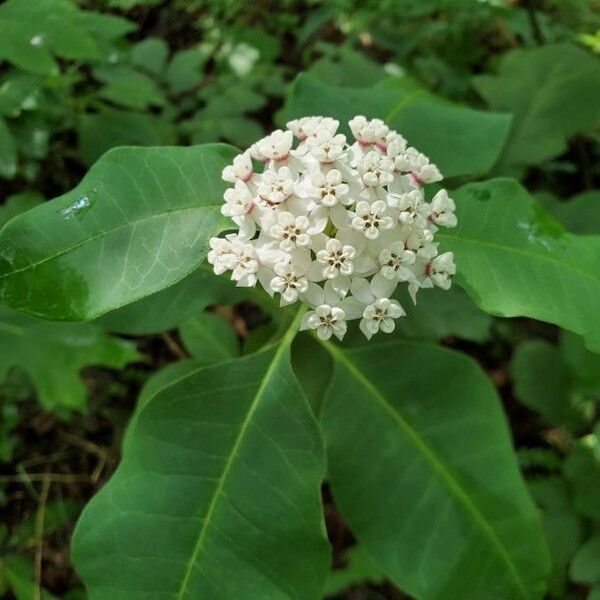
top-left (0, 0), bottom-right (599, 598)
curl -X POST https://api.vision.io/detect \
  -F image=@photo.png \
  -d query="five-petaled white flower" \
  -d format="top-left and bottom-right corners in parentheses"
top-left (270, 261), bottom-right (309, 305)
top-left (360, 298), bottom-right (405, 340)
top-left (209, 114), bottom-right (457, 341)
top-left (301, 305), bottom-right (347, 341)
top-left (351, 200), bottom-right (394, 240)
top-left (316, 238), bottom-right (356, 279)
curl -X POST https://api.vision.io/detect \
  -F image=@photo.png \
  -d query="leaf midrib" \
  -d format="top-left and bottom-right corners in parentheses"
top-left (175, 310), bottom-right (303, 600)
top-left (0, 204), bottom-right (221, 281)
top-left (319, 339), bottom-right (530, 600)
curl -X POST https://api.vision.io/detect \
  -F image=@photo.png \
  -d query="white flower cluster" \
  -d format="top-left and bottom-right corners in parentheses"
top-left (208, 115), bottom-right (457, 341)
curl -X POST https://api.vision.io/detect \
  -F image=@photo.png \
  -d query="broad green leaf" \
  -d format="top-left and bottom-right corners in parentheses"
top-left (131, 38), bottom-right (169, 76)
top-left (97, 266), bottom-right (269, 335)
top-left (0, 192), bottom-right (42, 230)
top-left (0, 22), bottom-right (58, 76)
top-left (324, 546), bottom-right (386, 597)
top-left (291, 332), bottom-right (333, 417)
top-left (0, 116), bottom-right (17, 179)
top-left (179, 311), bottom-right (239, 362)
top-left (0, 72), bottom-right (42, 118)
top-left (560, 330), bottom-right (600, 392)
top-left (11, 113), bottom-right (49, 160)
top-left (564, 427), bottom-right (600, 522)
top-left (0, 0), bottom-right (102, 71)
top-left (439, 179), bottom-right (600, 352)
top-left (95, 66), bottom-right (166, 110)
top-left (570, 532), bottom-right (600, 584)
top-left (510, 341), bottom-right (587, 428)
top-left (78, 106), bottom-right (175, 166)
top-left (0, 144), bottom-right (237, 320)
top-left (280, 74), bottom-right (511, 178)
top-left (0, 305), bottom-right (139, 412)
top-left (395, 286), bottom-right (492, 343)
top-left (546, 191), bottom-right (600, 236)
top-left (73, 312), bottom-right (330, 600)
top-left (307, 46), bottom-right (388, 87)
top-left (473, 44), bottom-right (600, 171)
top-left (529, 477), bottom-right (584, 598)
top-left (320, 339), bottom-right (550, 600)
top-left (166, 47), bottom-right (208, 94)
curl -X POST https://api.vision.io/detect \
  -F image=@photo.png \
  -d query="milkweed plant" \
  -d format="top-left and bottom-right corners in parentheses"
top-left (208, 116), bottom-right (457, 340)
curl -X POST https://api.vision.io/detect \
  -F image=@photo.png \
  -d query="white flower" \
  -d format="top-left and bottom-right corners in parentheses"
top-left (308, 169), bottom-right (350, 207)
top-left (300, 305), bottom-right (347, 341)
top-left (207, 237), bottom-right (237, 275)
top-left (389, 188), bottom-right (428, 228)
top-left (254, 129), bottom-right (294, 163)
top-left (257, 166), bottom-right (296, 206)
top-left (359, 298), bottom-right (405, 340)
top-left (393, 147), bottom-right (442, 184)
top-left (351, 200), bottom-right (394, 239)
top-left (386, 132), bottom-right (407, 158)
top-left (306, 129), bottom-right (347, 164)
top-left (408, 251), bottom-right (456, 303)
top-left (267, 210), bottom-right (325, 251)
top-left (287, 116), bottom-right (338, 141)
top-left (358, 151), bottom-right (394, 188)
top-left (316, 238), bottom-right (356, 279)
top-left (402, 226), bottom-right (436, 258)
top-left (270, 261), bottom-right (309, 305)
top-left (349, 116), bottom-right (388, 147)
top-left (221, 180), bottom-right (253, 218)
top-left (430, 252), bottom-right (456, 290)
top-left (229, 239), bottom-right (259, 287)
top-left (209, 115), bottom-right (458, 341)
top-left (222, 151), bottom-right (253, 183)
top-left (378, 241), bottom-right (416, 281)
top-left (428, 189), bottom-right (457, 228)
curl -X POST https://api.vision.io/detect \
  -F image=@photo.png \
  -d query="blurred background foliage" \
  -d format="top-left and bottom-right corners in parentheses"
top-left (0, 0), bottom-right (599, 598)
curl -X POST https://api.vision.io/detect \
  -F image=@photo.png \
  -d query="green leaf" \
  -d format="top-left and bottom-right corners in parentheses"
top-left (307, 46), bottom-right (388, 88)
top-left (179, 311), bottom-right (239, 362)
top-left (439, 179), bottom-right (600, 352)
top-left (0, 305), bottom-right (139, 412)
top-left (97, 266), bottom-right (266, 335)
top-left (0, 0), bottom-right (102, 71)
top-left (73, 312), bottom-right (330, 599)
top-left (280, 74), bottom-right (511, 178)
top-left (0, 192), bottom-right (42, 230)
top-left (564, 428), bottom-right (600, 522)
top-left (546, 191), bottom-right (600, 236)
top-left (0, 116), bottom-right (17, 179)
top-left (319, 339), bottom-right (550, 600)
top-left (0, 72), bottom-right (42, 118)
top-left (510, 341), bottom-right (586, 428)
top-left (78, 106), bottom-right (176, 166)
top-left (473, 44), bottom-right (600, 171)
top-left (166, 47), bottom-right (207, 94)
top-left (0, 144), bottom-right (237, 320)
top-left (131, 38), bottom-right (169, 76)
top-left (529, 477), bottom-right (584, 598)
top-left (560, 330), bottom-right (600, 392)
top-left (395, 286), bottom-right (492, 343)
top-left (323, 546), bottom-right (386, 597)
top-left (96, 66), bottom-right (166, 110)
top-left (570, 532), bottom-right (600, 584)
